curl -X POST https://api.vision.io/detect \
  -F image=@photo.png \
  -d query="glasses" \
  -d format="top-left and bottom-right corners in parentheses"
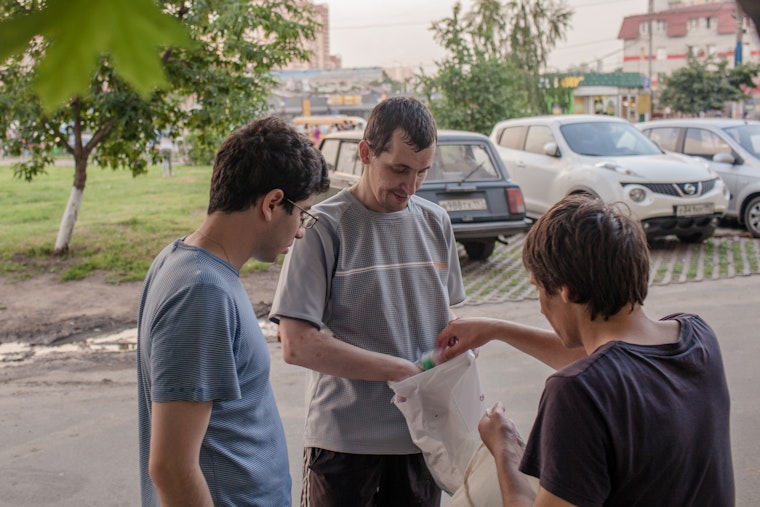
top-left (285, 199), bottom-right (318, 230)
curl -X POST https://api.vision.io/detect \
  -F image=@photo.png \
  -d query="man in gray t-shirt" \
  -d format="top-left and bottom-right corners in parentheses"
top-left (271, 96), bottom-right (465, 506)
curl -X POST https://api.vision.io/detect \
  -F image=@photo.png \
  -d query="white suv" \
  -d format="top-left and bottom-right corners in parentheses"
top-left (490, 115), bottom-right (730, 243)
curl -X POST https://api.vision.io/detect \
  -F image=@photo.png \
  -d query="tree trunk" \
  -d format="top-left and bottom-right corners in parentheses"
top-left (53, 155), bottom-right (88, 256)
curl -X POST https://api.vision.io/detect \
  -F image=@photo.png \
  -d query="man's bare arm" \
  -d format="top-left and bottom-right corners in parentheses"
top-left (149, 400), bottom-right (214, 507)
top-left (436, 317), bottom-right (585, 370)
top-left (279, 317), bottom-right (420, 382)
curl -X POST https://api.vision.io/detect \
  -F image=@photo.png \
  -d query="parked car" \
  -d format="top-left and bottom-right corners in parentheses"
top-left (317, 130), bottom-right (530, 260)
top-left (637, 118), bottom-right (760, 237)
top-left (489, 115), bottom-right (730, 243)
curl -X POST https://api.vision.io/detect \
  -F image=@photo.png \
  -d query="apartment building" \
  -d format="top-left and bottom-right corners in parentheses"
top-left (275, 1), bottom-right (340, 71)
top-left (619, 0), bottom-right (760, 89)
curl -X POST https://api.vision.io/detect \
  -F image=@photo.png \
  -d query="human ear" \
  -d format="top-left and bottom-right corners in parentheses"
top-left (559, 286), bottom-right (572, 303)
top-left (359, 140), bottom-right (372, 165)
top-left (260, 188), bottom-right (285, 222)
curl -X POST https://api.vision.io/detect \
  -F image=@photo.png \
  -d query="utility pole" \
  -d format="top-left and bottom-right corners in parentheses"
top-left (648, 0), bottom-right (654, 119)
top-left (736, 1), bottom-right (744, 67)
top-left (648, 0), bottom-right (653, 82)
top-left (736, 2), bottom-right (744, 117)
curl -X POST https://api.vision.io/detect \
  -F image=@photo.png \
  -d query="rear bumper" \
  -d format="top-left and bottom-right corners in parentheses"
top-left (451, 219), bottom-right (531, 241)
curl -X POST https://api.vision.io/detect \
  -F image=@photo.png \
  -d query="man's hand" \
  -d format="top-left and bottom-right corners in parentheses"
top-left (478, 402), bottom-right (537, 507)
top-left (478, 402), bottom-right (526, 462)
top-left (435, 317), bottom-right (492, 362)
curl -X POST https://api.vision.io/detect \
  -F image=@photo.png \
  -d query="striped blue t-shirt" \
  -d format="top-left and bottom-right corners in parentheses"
top-left (137, 239), bottom-right (290, 506)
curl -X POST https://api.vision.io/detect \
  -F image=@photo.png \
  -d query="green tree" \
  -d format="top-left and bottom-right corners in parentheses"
top-left (659, 57), bottom-right (760, 115)
top-left (419, 0), bottom-right (572, 133)
top-left (0, 0), bottom-right (317, 255)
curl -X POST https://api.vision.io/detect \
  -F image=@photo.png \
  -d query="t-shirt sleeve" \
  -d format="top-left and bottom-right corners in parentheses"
top-left (269, 222), bottom-right (334, 328)
top-left (520, 375), bottom-right (610, 507)
top-left (149, 283), bottom-right (241, 403)
top-left (444, 218), bottom-right (466, 306)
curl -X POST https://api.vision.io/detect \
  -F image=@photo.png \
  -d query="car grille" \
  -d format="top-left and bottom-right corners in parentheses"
top-left (623, 179), bottom-right (716, 197)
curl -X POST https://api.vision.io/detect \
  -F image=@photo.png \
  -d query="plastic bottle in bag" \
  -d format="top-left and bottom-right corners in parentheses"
top-left (416, 349), bottom-right (442, 371)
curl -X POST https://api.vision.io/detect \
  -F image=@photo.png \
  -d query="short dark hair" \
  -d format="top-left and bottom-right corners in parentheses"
top-left (208, 116), bottom-right (330, 214)
top-left (522, 194), bottom-right (649, 321)
top-left (362, 96), bottom-right (437, 157)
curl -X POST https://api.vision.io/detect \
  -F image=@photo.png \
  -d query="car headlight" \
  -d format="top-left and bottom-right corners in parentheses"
top-left (628, 187), bottom-right (646, 203)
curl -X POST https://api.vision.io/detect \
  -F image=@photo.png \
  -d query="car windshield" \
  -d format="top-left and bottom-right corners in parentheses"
top-left (723, 125), bottom-right (760, 160)
top-left (429, 143), bottom-right (501, 182)
top-left (561, 122), bottom-right (662, 157)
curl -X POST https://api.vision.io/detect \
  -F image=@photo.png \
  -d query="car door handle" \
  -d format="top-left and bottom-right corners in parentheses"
top-left (516, 161), bottom-right (526, 167)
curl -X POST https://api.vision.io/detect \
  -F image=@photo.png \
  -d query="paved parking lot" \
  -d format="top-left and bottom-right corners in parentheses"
top-left (459, 228), bottom-right (760, 304)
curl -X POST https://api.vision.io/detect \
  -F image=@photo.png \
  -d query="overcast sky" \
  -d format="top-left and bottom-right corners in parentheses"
top-left (321, 0), bottom-right (647, 73)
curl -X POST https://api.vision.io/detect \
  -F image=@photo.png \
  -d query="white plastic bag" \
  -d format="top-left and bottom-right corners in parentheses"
top-left (388, 351), bottom-right (485, 494)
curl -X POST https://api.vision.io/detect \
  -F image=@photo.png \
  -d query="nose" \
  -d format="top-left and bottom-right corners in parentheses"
top-left (401, 171), bottom-right (423, 194)
top-left (295, 226), bottom-right (306, 239)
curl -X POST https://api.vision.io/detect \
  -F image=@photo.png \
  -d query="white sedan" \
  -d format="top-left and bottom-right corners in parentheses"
top-left (490, 115), bottom-right (730, 243)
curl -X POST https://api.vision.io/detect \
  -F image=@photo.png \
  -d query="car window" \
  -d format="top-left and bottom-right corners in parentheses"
top-left (496, 126), bottom-right (526, 149)
top-left (335, 141), bottom-right (362, 176)
top-left (561, 122), bottom-right (661, 156)
top-left (724, 125), bottom-right (760, 159)
top-left (319, 139), bottom-right (340, 172)
top-left (430, 143), bottom-right (500, 182)
top-left (684, 128), bottom-right (731, 159)
top-left (644, 127), bottom-right (680, 151)
top-left (524, 126), bottom-right (555, 154)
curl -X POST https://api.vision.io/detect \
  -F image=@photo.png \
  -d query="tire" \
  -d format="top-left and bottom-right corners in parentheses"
top-left (676, 229), bottom-right (714, 243)
top-left (463, 240), bottom-right (496, 261)
top-left (743, 196), bottom-right (760, 238)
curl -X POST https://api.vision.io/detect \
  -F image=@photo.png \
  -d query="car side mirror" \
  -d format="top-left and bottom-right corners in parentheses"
top-left (712, 152), bottom-right (736, 164)
top-left (543, 142), bottom-right (560, 157)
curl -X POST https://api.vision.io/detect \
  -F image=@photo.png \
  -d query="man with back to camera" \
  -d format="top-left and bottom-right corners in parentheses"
top-left (270, 96), bottom-right (465, 506)
top-left (137, 116), bottom-right (329, 507)
top-left (436, 194), bottom-right (734, 506)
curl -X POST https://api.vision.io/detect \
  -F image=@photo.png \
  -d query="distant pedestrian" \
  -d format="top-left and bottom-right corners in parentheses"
top-left (158, 136), bottom-right (174, 177)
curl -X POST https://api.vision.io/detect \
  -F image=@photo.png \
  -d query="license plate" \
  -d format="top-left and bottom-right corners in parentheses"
top-left (675, 203), bottom-right (714, 217)
top-left (439, 198), bottom-right (488, 212)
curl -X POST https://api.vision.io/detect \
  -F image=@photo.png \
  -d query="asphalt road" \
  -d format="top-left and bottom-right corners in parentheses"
top-left (0, 275), bottom-right (757, 506)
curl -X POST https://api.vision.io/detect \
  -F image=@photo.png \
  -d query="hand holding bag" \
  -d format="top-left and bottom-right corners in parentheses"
top-left (388, 350), bottom-right (485, 494)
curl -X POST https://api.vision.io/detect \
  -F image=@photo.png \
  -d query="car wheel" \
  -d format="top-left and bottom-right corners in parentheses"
top-left (463, 240), bottom-right (496, 261)
top-left (743, 195), bottom-right (760, 238)
top-left (676, 229), bottom-right (714, 243)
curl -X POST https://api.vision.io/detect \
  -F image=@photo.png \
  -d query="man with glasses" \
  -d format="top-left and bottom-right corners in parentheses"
top-left (137, 116), bottom-right (329, 507)
top-left (271, 96), bottom-right (465, 506)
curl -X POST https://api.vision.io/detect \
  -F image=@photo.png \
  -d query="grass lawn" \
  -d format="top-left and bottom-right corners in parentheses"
top-left (0, 162), bottom-right (274, 283)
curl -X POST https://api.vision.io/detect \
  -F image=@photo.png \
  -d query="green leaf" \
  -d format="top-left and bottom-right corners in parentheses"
top-left (1, 0), bottom-right (193, 111)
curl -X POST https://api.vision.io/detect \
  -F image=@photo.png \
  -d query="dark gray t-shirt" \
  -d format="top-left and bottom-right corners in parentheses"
top-left (520, 313), bottom-right (734, 506)
top-left (270, 189), bottom-right (465, 454)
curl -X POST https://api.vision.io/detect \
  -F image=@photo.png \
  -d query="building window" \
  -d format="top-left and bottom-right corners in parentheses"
top-left (706, 17), bottom-right (713, 29)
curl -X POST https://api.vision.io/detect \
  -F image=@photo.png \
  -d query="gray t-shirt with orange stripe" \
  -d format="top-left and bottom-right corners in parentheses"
top-left (271, 189), bottom-right (465, 454)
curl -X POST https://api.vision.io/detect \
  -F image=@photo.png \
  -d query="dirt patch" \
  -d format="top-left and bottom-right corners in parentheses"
top-left (0, 266), bottom-right (282, 346)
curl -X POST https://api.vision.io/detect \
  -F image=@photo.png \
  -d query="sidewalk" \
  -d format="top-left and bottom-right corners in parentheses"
top-left (0, 276), bottom-right (757, 506)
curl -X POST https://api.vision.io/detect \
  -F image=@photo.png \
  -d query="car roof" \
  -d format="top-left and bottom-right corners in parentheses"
top-left (638, 118), bottom-right (760, 129)
top-left (320, 129), bottom-right (492, 143)
top-left (492, 114), bottom-right (630, 130)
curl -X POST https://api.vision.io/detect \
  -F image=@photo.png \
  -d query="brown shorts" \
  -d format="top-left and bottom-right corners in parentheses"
top-left (300, 447), bottom-right (441, 507)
